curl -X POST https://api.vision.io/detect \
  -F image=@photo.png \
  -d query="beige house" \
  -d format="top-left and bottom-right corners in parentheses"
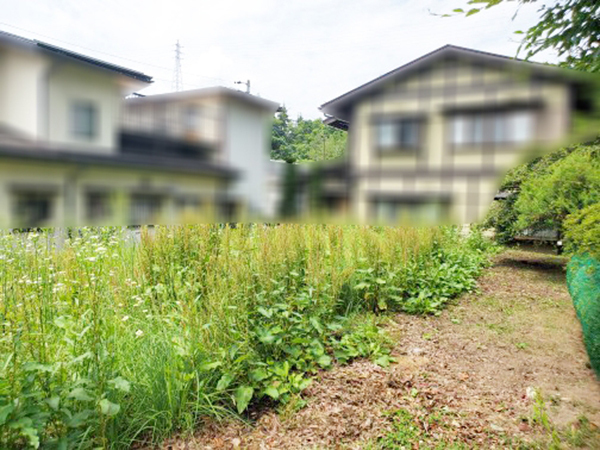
top-left (320, 45), bottom-right (596, 225)
top-left (0, 30), bottom-right (277, 228)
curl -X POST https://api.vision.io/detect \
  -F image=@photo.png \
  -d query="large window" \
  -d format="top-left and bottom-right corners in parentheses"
top-left (71, 101), bottom-right (98, 139)
top-left (449, 109), bottom-right (535, 147)
top-left (375, 117), bottom-right (423, 152)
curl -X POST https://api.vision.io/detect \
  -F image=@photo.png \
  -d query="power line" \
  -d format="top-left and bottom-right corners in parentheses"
top-left (0, 21), bottom-right (234, 85)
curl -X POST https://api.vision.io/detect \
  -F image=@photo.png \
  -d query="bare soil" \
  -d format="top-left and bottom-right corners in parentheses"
top-left (162, 249), bottom-right (600, 449)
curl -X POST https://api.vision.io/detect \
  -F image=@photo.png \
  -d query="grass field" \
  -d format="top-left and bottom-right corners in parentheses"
top-left (0, 224), bottom-right (493, 448)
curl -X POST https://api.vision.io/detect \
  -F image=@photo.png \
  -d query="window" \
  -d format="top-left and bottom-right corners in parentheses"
top-left (13, 191), bottom-right (53, 227)
top-left (184, 105), bottom-right (201, 131)
top-left (449, 110), bottom-right (535, 147)
top-left (71, 101), bottom-right (98, 139)
top-left (130, 194), bottom-right (163, 225)
top-left (86, 192), bottom-right (112, 222)
top-left (373, 198), bottom-right (449, 225)
top-left (375, 118), bottom-right (422, 152)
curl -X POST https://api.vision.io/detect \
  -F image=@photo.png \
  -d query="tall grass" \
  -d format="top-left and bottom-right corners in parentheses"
top-left (0, 224), bottom-right (493, 448)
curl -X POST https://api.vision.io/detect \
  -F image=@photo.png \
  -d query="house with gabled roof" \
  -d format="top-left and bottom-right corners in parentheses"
top-left (320, 44), bottom-right (597, 225)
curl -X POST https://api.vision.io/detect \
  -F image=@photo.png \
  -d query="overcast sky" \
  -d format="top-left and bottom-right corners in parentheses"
top-left (0, 0), bottom-right (557, 119)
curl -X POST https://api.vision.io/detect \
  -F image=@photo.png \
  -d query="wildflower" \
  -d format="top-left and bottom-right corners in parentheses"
top-left (86, 257), bottom-right (97, 262)
top-left (122, 315), bottom-right (130, 322)
top-left (135, 329), bottom-right (144, 338)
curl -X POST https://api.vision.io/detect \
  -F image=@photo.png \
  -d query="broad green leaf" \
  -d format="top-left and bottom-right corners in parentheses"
top-left (0, 403), bottom-right (14, 425)
top-left (66, 409), bottom-right (94, 428)
top-left (108, 376), bottom-right (131, 393)
top-left (199, 361), bottom-right (222, 371)
top-left (45, 396), bottom-right (60, 411)
top-left (453, 8), bottom-right (464, 13)
top-left (317, 354), bottom-right (332, 368)
top-left (234, 385), bottom-right (254, 414)
top-left (99, 398), bottom-right (120, 416)
top-left (68, 388), bottom-right (93, 402)
top-left (263, 386), bottom-right (279, 399)
top-left (250, 368), bottom-right (269, 382)
top-left (216, 373), bottom-right (234, 391)
top-left (466, 8), bottom-right (480, 16)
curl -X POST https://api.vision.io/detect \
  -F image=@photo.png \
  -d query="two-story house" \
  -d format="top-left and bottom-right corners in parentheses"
top-left (122, 87), bottom-right (279, 219)
top-left (0, 30), bottom-right (278, 228)
top-left (320, 45), bottom-right (597, 225)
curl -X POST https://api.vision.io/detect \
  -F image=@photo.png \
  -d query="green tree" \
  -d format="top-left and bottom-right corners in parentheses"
top-left (514, 142), bottom-right (600, 236)
top-left (271, 110), bottom-right (347, 162)
top-left (452, 0), bottom-right (600, 72)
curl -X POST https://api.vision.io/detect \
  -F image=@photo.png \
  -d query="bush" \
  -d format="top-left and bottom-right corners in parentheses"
top-left (515, 148), bottom-right (600, 235)
top-left (483, 137), bottom-right (600, 242)
top-left (564, 203), bottom-right (600, 258)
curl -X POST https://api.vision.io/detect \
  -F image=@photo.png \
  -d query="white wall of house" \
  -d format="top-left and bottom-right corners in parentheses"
top-left (47, 63), bottom-right (123, 153)
top-left (223, 99), bottom-right (274, 217)
top-left (0, 46), bottom-right (49, 139)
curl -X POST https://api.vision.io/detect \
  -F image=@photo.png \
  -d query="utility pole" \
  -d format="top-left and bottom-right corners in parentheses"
top-left (173, 40), bottom-right (183, 92)
top-left (234, 79), bottom-right (251, 94)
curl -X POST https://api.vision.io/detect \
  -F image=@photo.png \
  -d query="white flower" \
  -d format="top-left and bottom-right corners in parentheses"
top-left (86, 257), bottom-right (97, 262)
top-left (122, 315), bottom-right (130, 322)
top-left (135, 329), bottom-right (144, 338)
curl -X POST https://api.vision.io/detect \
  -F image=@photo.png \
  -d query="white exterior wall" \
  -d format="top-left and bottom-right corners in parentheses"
top-left (223, 100), bottom-right (273, 217)
top-left (47, 63), bottom-right (122, 153)
top-left (0, 46), bottom-right (49, 139)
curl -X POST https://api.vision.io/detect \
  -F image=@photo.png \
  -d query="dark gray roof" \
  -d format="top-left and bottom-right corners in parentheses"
top-left (0, 29), bottom-right (152, 83)
top-left (0, 144), bottom-right (237, 178)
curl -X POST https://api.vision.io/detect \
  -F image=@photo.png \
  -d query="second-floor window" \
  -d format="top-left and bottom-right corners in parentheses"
top-left (449, 110), bottom-right (535, 147)
top-left (375, 117), bottom-right (422, 152)
top-left (71, 101), bottom-right (98, 139)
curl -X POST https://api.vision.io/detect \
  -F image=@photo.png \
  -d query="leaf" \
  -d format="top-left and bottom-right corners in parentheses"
top-left (199, 361), bottom-right (222, 371)
top-left (234, 386), bottom-right (254, 414)
top-left (108, 376), bottom-right (131, 393)
top-left (466, 8), bottom-right (481, 16)
top-left (68, 388), bottom-right (93, 402)
top-left (216, 373), bottom-right (234, 391)
top-left (45, 396), bottom-right (60, 411)
top-left (0, 403), bottom-right (14, 425)
top-left (66, 409), bottom-right (94, 428)
top-left (374, 355), bottom-right (392, 368)
top-left (263, 386), bottom-right (279, 399)
top-left (250, 368), bottom-right (269, 382)
top-left (99, 398), bottom-right (120, 416)
top-left (354, 282), bottom-right (370, 290)
top-left (316, 354), bottom-right (332, 368)
top-left (453, 8), bottom-right (464, 13)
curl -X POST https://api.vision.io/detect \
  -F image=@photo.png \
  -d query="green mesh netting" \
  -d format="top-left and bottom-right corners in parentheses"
top-left (567, 254), bottom-right (600, 378)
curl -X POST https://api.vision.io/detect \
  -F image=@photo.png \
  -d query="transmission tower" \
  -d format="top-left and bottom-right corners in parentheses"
top-left (173, 40), bottom-right (183, 92)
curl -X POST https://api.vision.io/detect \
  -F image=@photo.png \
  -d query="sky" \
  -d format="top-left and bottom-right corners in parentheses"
top-left (0, 0), bottom-right (557, 119)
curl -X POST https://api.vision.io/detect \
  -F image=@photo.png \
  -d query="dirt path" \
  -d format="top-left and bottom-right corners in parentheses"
top-left (165, 249), bottom-right (600, 449)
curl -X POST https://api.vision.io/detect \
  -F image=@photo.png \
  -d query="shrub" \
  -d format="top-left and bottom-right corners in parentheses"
top-left (564, 203), bottom-right (600, 258)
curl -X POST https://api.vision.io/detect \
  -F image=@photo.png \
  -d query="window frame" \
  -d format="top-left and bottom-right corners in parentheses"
top-left (373, 115), bottom-right (425, 154)
top-left (70, 100), bottom-right (99, 140)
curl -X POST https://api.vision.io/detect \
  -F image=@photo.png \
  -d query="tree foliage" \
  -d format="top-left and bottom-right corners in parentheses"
top-left (271, 106), bottom-right (347, 163)
top-left (483, 138), bottom-right (600, 242)
top-left (453, 0), bottom-right (600, 73)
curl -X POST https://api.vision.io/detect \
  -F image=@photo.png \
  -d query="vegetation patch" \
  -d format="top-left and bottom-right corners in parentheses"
top-left (0, 224), bottom-right (494, 448)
